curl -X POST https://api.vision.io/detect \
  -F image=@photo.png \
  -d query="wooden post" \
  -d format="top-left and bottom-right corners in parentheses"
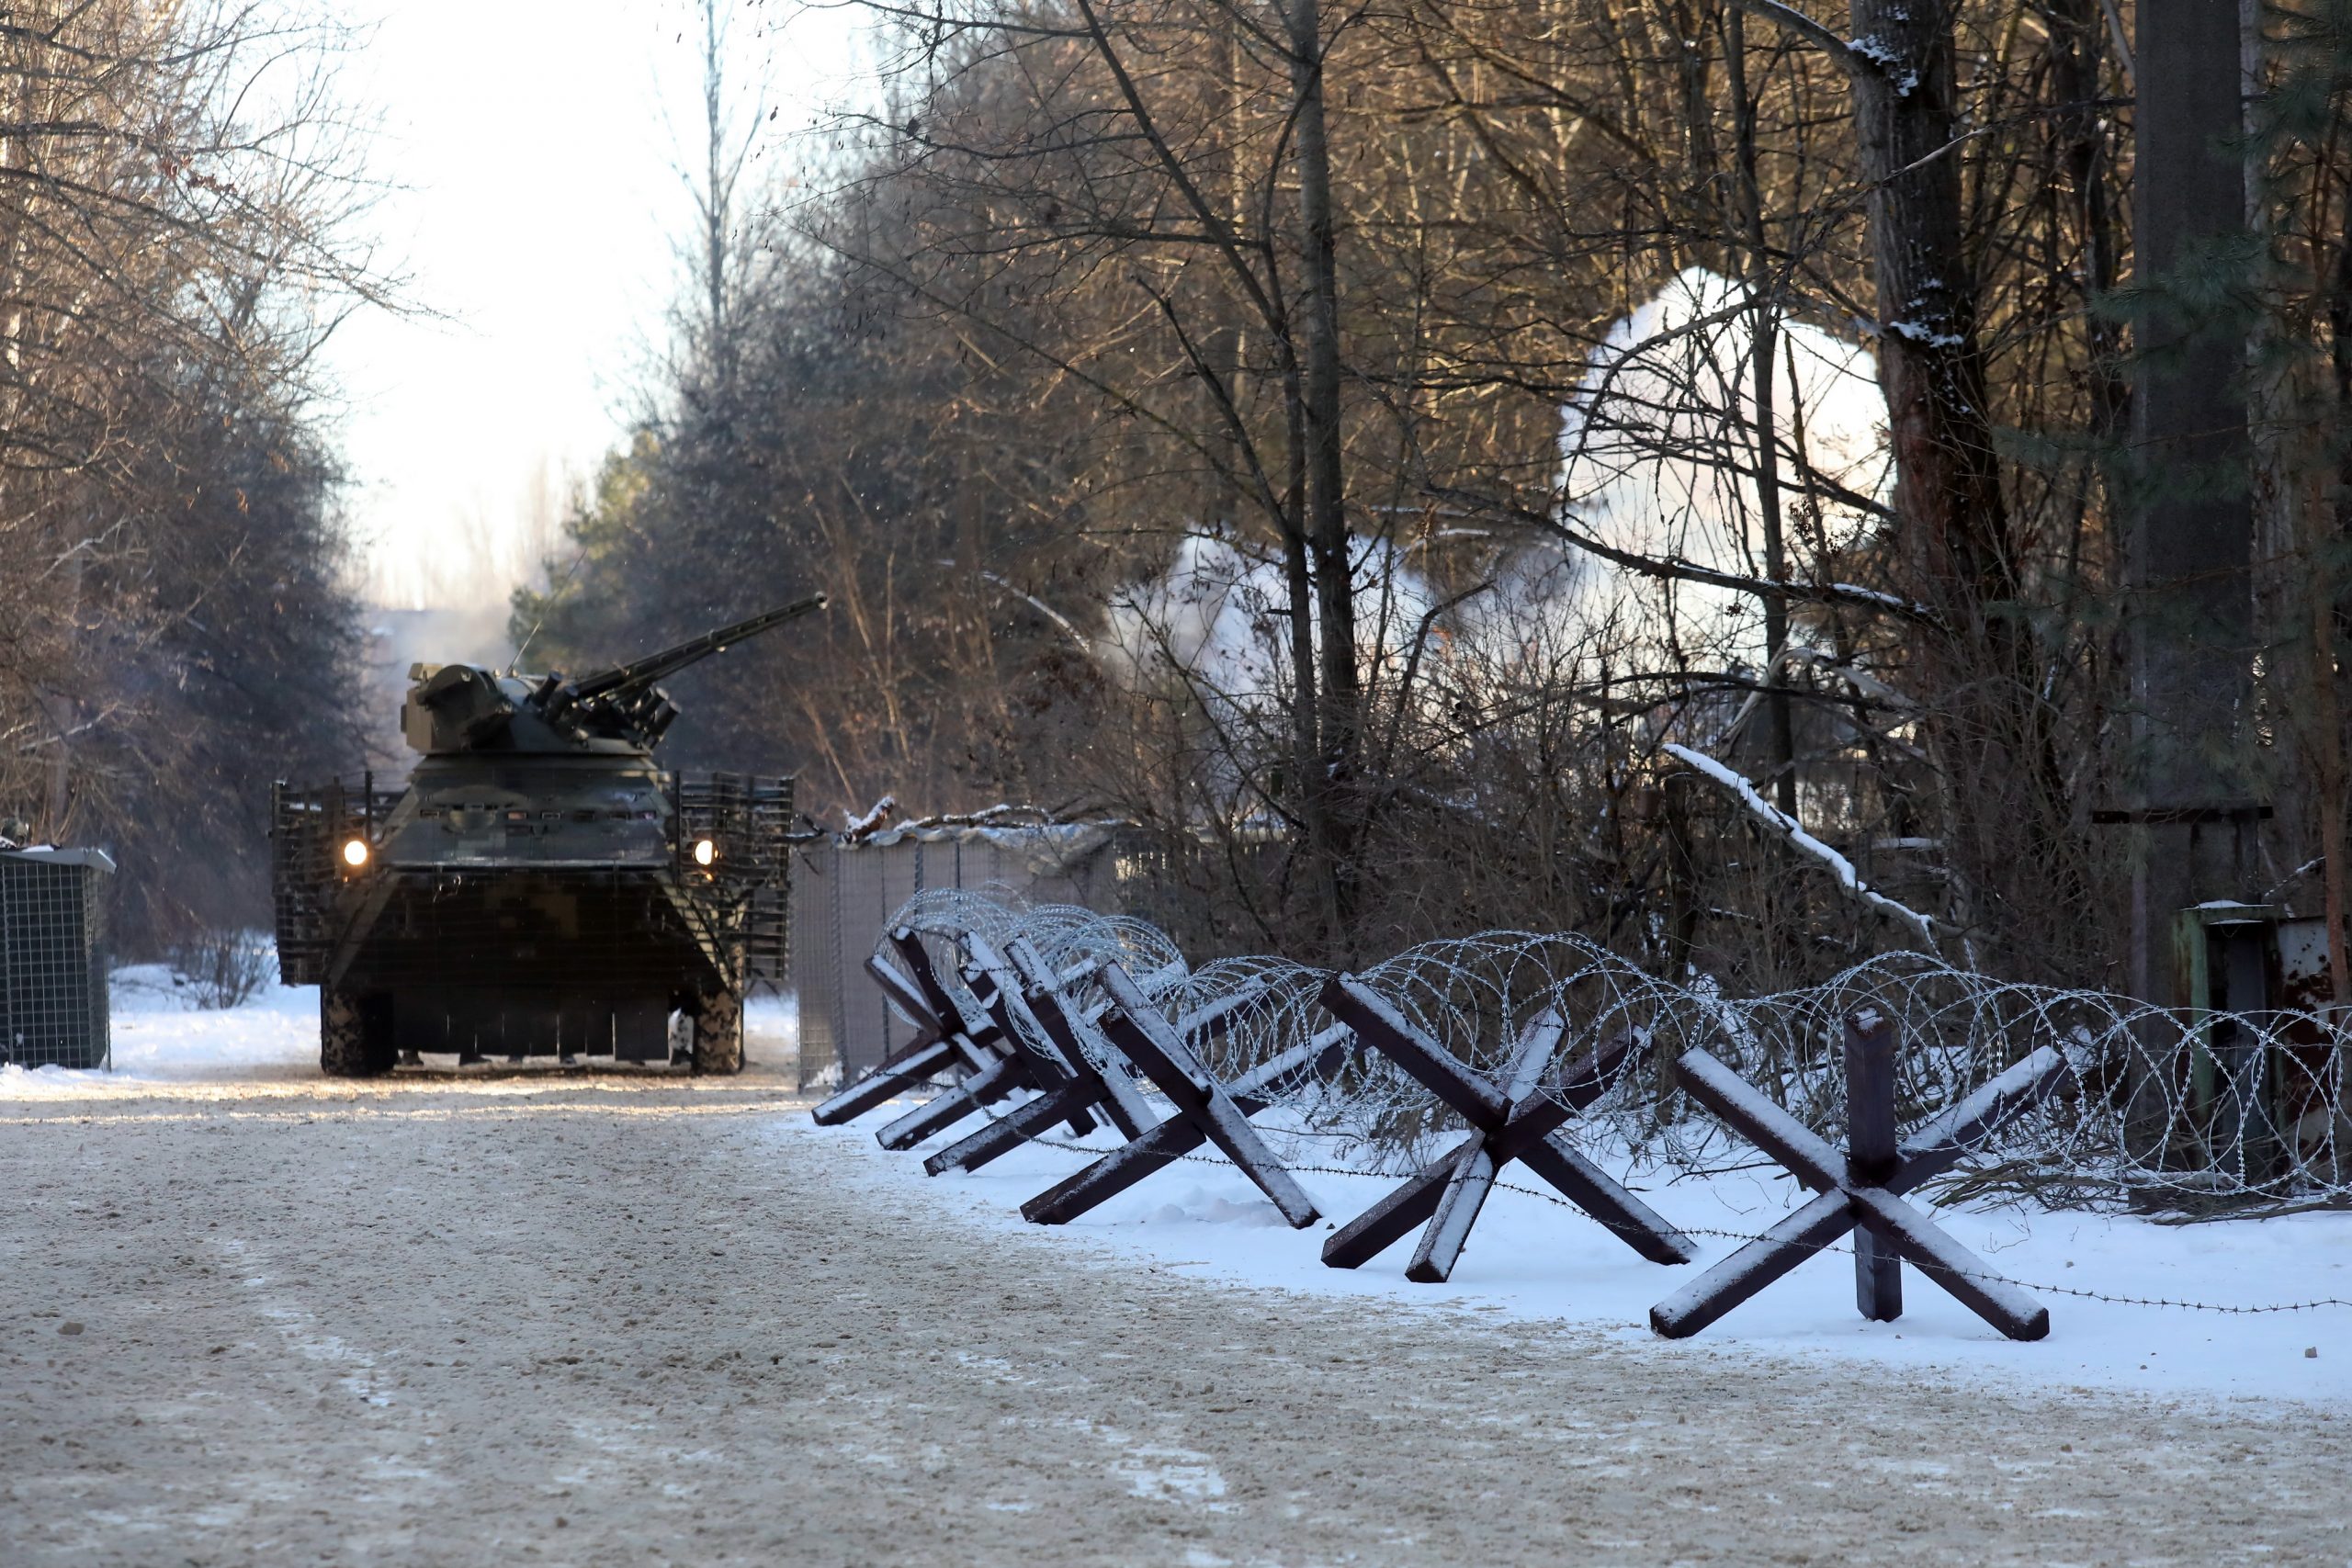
top-left (1002, 937), bottom-right (1159, 1138)
top-left (1845, 1009), bottom-right (1902, 1321)
top-left (869, 934), bottom-right (1026, 1151)
top-left (1094, 962), bottom-right (1323, 1228)
top-left (957, 945), bottom-right (1099, 1141)
top-left (810, 1034), bottom-right (962, 1127)
top-left (918, 938), bottom-right (1168, 1178)
top-left (809, 948), bottom-right (967, 1126)
top-left (862, 929), bottom-right (1200, 1152)
top-left (1404, 1009), bottom-right (1564, 1283)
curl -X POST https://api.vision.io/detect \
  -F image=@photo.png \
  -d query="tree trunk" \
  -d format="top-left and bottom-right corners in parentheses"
top-left (698, 0), bottom-right (737, 400)
top-left (1288, 0), bottom-right (1359, 939)
top-left (1847, 0), bottom-right (2079, 967)
top-left (1725, 13), bottom-right (1796, 818)
top-left (1847, 1), bottom-right (2016, 624)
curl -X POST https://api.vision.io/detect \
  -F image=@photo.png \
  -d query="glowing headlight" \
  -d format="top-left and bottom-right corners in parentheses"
top-left (341, 837), bottom-right (370, 868)
top-left (693, 838), bottom-right (717, 867)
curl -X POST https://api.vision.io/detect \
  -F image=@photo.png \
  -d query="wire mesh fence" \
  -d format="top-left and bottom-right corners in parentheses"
top-left (0, 849), bottom-right (112, 1070)
top-left (788, 822), bottom-right (1128, 1089)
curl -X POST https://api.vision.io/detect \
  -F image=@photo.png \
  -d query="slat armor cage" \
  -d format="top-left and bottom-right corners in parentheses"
top-left (271, 772), bottom-right (793, 994)
top-left (0, 848), bottom-right (112, 1069)
top-left (674, 773), bottom-right (795, 982)
top-left (271, 775), bottom-right (399, 987)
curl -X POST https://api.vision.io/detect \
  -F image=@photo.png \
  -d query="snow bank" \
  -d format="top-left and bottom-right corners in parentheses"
top-left (785, 1105), bottom-right (2352, 1410)
top-left (62, 964), bottom-right (321, 1091)
top-left (20, 961), bottom-right (2346, 1409)
top-left (0, 968), bottom-right (800, 1099)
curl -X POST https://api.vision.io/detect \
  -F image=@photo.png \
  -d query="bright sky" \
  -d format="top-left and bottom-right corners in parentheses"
top-left (323, 0), bottom-right (859, 611)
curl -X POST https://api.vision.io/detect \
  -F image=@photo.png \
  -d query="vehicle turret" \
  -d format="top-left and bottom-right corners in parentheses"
top-left (401, 594), bottom-right (829, 756)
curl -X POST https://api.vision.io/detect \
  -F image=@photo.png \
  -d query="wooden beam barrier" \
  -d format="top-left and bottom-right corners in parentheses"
top-left (868, 928), bottom-right (1036, 1151)
top-left (1649, 1009), bottom-right (2076, 1342)
top-left (1001, 934), bottom-right (1165, 1143)
top-left (951, 936), bottom-right (1110, 1144)
top-left (920, 936), bottom-right (1168, 1177)
top-left (1318, 976), bottom-right (1696, 1282)
top-left (1019, 1009), bottom-right (1349, 1224)
top-left (1078, 961), bottom-right (1324, 1227)
top-left (809, 946), bottom-right (971, 1126)
top-left (829, 920), bottom-right (1194, 1148)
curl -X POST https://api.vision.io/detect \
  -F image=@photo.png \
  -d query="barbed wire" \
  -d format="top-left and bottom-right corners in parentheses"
top-left (886, 1078), bottom-right (2352, 1317)
top-left (886, 1071), bottom-right (2352, 1314)
top-left (881, 893), bottom-right (2352, 1208)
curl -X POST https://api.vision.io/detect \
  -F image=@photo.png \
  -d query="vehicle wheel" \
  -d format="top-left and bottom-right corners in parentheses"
top-left (321, 987), bottom-right (395, 1077)
top-left (688, 987), bottom-right (743, 1075)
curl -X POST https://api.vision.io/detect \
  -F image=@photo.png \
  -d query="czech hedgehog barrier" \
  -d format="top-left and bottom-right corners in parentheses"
top-left (812, 889), bottom-right (2352, 1338)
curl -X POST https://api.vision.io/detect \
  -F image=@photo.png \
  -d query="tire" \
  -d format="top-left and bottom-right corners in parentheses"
top-left (688, 987), bottom-right (743, 1075)
top-left (321, 987), bottom-right (395, 1077)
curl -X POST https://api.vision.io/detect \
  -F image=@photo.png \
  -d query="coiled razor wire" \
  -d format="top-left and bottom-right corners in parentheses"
top-left (881, 893), bottom-right (2352, 1210)
top-left (890, 887), bottom-right (1185, 984)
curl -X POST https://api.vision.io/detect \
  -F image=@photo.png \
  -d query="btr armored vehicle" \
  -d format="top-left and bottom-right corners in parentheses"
top-left (271, 597), bottom-right (825, 1077)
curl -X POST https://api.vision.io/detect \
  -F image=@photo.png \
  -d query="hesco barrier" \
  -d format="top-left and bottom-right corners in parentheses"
top-left (788, 818), bottom-right (1125, 1089)
top-left (0, 847), bottom-right (113, 1070)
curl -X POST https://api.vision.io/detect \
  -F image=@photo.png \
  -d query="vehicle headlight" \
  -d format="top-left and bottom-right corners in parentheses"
top-left (693, 838), bottom-right (716, 867)
top-left (342, 837), bottom-right (370, 869)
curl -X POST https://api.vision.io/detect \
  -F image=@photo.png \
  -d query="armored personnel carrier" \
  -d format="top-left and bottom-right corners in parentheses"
top-left (271, 596), bottom-right (825, 1077)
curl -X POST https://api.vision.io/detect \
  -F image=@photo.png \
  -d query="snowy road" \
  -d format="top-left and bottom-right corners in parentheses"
top-left (2, 1064), bottom-right (2347, 1566)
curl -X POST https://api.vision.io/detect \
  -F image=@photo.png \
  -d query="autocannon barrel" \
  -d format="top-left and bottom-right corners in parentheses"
top-left (524, 592), bottom-right (830, 750)
top-left (566, 593), bottom-right (830, 704)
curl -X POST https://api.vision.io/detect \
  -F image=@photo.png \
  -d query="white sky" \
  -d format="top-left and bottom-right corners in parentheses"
top-left (322, 1), bottom-right (859, 611)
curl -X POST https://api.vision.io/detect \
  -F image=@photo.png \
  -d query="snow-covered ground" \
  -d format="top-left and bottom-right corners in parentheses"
top-left (13, 971), bottom-right (2348, 1413)
top-left (788, 1101), bottom-right (2352, 1412)
top-left (0, 967), bottom-right (799, 1100)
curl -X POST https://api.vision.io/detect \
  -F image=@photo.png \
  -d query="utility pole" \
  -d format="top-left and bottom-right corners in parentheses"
top-left (2120, 0), bottom-right (2260, 1021)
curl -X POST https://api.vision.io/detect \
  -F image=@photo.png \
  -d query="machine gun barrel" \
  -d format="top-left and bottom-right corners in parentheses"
top-left (567, 594), bottom-right (829, 703)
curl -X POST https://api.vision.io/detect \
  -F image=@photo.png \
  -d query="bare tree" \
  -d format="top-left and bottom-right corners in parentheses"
top-left (0, 0), bottom-right (391, 946)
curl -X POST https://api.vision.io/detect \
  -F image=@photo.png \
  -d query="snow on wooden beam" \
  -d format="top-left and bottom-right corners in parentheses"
top-left (1022, 1021), bottom-right (1354, 1225)
top-left (920, 936), bottom-right (1163, 1178)
top-left (809, 944), bottom-right (978, 1126)
top-left (869, 929), bottom-right (1035, 1151)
